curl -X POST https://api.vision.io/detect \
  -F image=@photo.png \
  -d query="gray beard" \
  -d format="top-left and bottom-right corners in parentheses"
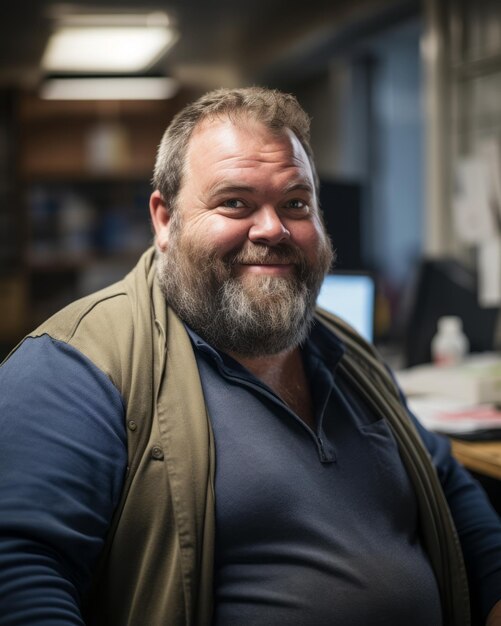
top-left (156, 235), bottom-right (332, 357)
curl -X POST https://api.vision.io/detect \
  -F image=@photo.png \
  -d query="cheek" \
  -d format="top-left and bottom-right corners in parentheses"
top-left (290, 220), bottom-right (326, 258)
top-left (195, 217), bottom-right (250, 255)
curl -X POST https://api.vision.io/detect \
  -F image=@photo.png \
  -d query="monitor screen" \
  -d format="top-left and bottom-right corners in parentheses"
top-left (401, 258), bottom-right (500, 367)
top-left (316, 272), bottom-right (376, 342)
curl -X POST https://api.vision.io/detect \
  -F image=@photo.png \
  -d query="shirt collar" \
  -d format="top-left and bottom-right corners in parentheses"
top-left (185, 315), bottom-right (346, 374)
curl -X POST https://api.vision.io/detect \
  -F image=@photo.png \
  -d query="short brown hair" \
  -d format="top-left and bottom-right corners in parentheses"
top-left (152, 86), bottom-right (318, 212)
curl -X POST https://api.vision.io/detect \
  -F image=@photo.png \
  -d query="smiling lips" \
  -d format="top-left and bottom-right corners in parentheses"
top-left (228, 243), bottom-right (301, 277)
top-left (235, 262), bottom-right (294, 276)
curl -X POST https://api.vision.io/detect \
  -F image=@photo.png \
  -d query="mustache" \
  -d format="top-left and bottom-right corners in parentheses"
top-left (225, 244), bottom-right (306, 267)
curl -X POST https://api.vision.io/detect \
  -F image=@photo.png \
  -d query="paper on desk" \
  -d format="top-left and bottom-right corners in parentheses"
top-left (453, 153), bottom-right (498, 244)
top-left (478, 138), bottom-right (501, 224)
top-left (395, 353), bottom-right (501, 405)
top-left (478, 237), bottom-right (501, 307)
top-left (408, 396), bottom-right (501, 435)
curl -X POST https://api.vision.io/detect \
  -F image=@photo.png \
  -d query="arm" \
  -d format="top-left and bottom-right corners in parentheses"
top-left (0, 335), bottom-right (127, 624)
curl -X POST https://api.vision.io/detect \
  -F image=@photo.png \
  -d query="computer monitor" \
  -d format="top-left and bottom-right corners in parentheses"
top-left (319, 179), bottom-right (364, 270)
top-left (401, 258), bottom-right (500, 367)
top-left (316, 271), bottom-right (376, 342)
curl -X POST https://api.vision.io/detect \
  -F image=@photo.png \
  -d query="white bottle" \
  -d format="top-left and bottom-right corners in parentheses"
top-left (431, 316), bottom-right (469, 366)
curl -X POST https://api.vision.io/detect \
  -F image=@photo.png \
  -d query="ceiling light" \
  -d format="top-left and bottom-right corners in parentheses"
top-left (40, 76), bottom-right (180, 100)
top-left (42, 24), bottom-right (178, 73)
top-left (49, 11), bottom-right (171, 28)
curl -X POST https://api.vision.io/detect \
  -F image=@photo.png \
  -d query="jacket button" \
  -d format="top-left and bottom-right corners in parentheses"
top-left (127, 420), bottom-right (137, 431)
top-left (151, 446), bottom-right (164, 461)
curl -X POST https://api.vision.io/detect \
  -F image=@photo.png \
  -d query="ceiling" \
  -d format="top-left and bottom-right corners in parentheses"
top-left (0, 0), bottom-right (419, 95)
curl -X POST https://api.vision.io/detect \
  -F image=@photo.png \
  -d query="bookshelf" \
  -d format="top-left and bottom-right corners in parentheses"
top-left (0, 89), bottom-right (191, 354)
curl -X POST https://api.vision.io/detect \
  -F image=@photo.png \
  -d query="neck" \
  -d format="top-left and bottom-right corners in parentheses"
top-left (229, 347), bottom-right (315, 429)
top-left (229, 348), bottom-right (297, 381)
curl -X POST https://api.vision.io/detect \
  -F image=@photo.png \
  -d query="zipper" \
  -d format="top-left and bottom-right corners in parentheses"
top-left (316, 435), bottom-right (329, 462)
top-left (220, 368), bottom-right (335, 463)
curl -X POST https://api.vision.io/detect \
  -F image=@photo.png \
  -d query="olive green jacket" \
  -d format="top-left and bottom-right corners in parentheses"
top-left (25, 247), bottom-right (470, 626)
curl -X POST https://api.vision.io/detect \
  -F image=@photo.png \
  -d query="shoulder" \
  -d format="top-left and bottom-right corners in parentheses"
top-left (6, 280), bottom-right (135, 393)
top-left (5, 247), bottom-right (164, 406)
top-left (1, 333), bottom-right (125, 432)
top-left (29, 248), bottom-right (160, 389)
top-left (25, 246), bottom-right (159, 351)
top-left (33, 279), bottom-right (132, 342)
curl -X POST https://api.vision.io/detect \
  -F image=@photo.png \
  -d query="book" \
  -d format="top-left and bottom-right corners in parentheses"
top-left (396, 353), bottom-right (501, 405)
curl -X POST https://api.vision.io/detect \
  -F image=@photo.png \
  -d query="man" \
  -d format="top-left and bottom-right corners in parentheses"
top-left (1, 87), bottom-right (501, 626)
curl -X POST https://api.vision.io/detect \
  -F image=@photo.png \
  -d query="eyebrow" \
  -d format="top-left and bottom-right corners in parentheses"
top-left (207, 183), bottom-right (257, 197)
top-left (282, 182), bottom-right (314, 195)
top-left (207, 180), bottom-right (314, 197)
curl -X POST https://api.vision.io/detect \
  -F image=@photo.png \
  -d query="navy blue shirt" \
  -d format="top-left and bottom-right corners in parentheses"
top-left (189, 323), bottom-right (443, 625)
top-left (1, 328), bottom-right (501, 624)
top-left (0, 336), bottom-right (127, 625)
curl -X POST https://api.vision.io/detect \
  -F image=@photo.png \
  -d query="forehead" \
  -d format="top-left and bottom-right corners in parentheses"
top-left (184, 116), bottom-right (314, 182)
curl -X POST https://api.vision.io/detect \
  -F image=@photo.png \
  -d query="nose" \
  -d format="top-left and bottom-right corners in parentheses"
top-left (248, 206), bottom-right (291, 245)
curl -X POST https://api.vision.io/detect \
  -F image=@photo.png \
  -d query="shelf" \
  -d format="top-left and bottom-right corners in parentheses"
top-left (25, 250), bottom-right (145, 272)
top-left (453, 53), bottom-right (501, 80)
top-left (0, 88), bottom-right (184, 350)
top-left (19, 122), bottom-right (158, 179)
top-left (22, 172), bottom-right (154, 184)
top-left (17, 89), bottom-right (185, 179)
top-left (18, 91), bottom-right (190, 122)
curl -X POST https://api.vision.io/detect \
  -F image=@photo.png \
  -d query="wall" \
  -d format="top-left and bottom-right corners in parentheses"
top-left (369, 19), bottom-right (424, 286)
top-left (296, 18), bottom-right (424, 289)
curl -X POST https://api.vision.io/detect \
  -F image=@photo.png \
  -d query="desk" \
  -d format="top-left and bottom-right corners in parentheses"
top-left (451, 439), bottom-right (501, 480)
top-left (394, 355), bottom-right (501, 480)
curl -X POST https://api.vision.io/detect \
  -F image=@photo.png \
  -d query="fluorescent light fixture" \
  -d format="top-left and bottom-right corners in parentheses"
top-left (50, 12), bottom-right (171, 28)
top-left (42, 24), bottom-right (178, 73)
top-left (40, 76), bottom-right (180, 100)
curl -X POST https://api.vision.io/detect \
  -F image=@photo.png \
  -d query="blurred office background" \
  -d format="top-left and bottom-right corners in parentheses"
top-left (0, 0), bottom-right (500, 365)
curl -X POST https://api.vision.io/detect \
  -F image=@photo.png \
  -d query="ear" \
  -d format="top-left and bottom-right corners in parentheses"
top-left (150, 190), bottom-right (171, 252)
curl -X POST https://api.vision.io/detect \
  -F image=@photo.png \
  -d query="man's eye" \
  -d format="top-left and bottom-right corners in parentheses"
top-left (222, 199), bottom-right (246, 209)
top-left (285, 199), bottom-right (307, 210)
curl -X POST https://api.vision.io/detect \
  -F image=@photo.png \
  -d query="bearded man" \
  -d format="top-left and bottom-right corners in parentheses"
top-left (1, 87), bottom-right (501, 626)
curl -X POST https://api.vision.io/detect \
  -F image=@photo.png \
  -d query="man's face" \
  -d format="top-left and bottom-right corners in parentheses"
top-left (154, 116), bottom-right (334, 356)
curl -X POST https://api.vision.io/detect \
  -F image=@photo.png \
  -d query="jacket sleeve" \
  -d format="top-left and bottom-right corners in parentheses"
top-left (407, 403), bottom-right (501, 622)
top-left (0, 335), bottom-right (127, 625)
